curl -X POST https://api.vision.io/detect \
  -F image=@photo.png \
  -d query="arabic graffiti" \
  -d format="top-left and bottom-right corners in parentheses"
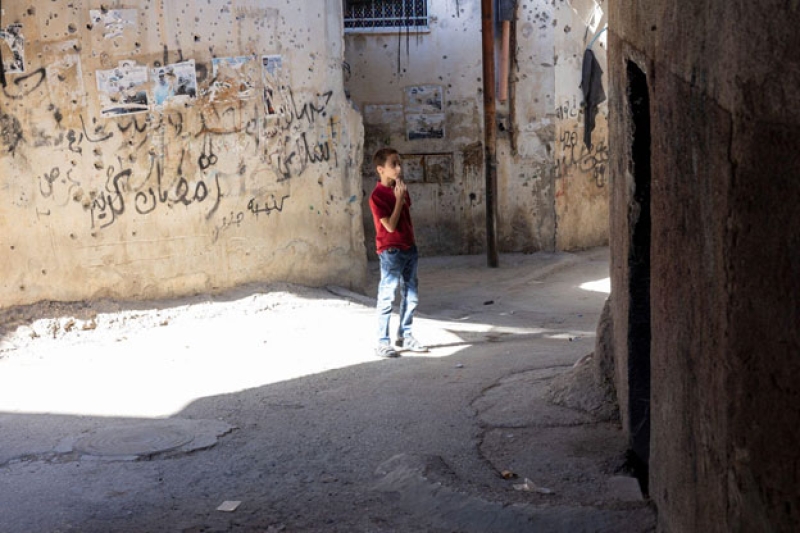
top-left (247, 194), bottom-right (290, 216)
top-left (133, 154), bottom-right (222, 218)
top-left (555, 129), bottom-right (608, 188)
top-left (12, 86), bottom-right (341, 233)
top-left (265, 90), bottom-right (339, 182)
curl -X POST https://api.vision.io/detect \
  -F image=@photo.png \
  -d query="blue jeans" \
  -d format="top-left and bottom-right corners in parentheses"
top-left (376, 246), bottom-right (419, 345)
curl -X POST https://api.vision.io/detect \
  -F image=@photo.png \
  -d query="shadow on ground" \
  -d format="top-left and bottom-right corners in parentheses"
top-left (0, 248), bottom-right (655, 532)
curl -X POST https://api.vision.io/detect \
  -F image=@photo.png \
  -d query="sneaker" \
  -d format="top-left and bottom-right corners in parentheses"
top-left (375, 343), bottom-right (399, 358)
top-left (395, 335), bottom-right (429, 353)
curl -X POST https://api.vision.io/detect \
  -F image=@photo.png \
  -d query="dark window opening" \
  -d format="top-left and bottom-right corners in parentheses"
top-left (627, 60), bottom-right (652, 496)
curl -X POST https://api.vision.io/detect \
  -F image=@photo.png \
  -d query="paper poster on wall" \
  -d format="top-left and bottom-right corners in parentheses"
top-left (0, 24), bottom-right (25, 74)
top-left (152, 60), bottom-right (198, 108)
top-left (44, 41), bottom-right (86, 110)
top-left (209, 56), bottom-right (258, 103)
top-left (404, 85), bottom-right (443, 114)
top-left (261, 55), bottom-right (284, 116)
top-left (406, 113), bottom-right (445, 141)
top-left (96, 60), bottom-right (150, 117)
top-left (89, 9), bottom-right (138, 39)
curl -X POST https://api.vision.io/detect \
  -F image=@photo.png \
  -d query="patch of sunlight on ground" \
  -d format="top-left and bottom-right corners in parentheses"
top-left (579, 277), bottom-right (611, 294)
top-left (0, 302), bottom-right (548, 419)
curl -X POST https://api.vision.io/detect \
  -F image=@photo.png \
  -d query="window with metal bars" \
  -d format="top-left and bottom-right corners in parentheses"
top-left (344, 0), bottom-right (429, 32)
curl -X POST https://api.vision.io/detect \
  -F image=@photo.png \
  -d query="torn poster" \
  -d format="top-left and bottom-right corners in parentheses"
top-left (406, 113), bottom-right (445, 141)
top-left (96, 60), bottom-right (149, 117)
top-left (0, 24), bottom-right (26, 74)
top-left (404, 85), bottom-right (444, 114)
top-left (209, 56), bottom-right (258, 103)
top-left (44, 40), bottom-right (86, 110)
top-left (261, 55), bottom-right (284, 116)
top-left (89, 9), bottom-right (138, 40)
top-left (152, 60), bottom-right (198, 108)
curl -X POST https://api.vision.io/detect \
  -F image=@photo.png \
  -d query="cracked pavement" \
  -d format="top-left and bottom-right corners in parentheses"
top-left (0, 247), bottom-right (654, 532)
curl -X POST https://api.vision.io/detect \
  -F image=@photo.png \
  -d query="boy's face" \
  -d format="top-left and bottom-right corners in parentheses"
top-left (377, 153), bottom-right (402, 185)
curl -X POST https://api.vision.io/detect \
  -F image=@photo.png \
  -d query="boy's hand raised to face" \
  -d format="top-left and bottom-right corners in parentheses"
top-left (393, 178), bottom-right (407, 203)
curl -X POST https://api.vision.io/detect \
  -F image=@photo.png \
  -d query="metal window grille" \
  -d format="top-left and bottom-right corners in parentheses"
top-left (344, 0), bottom-right (429, 31)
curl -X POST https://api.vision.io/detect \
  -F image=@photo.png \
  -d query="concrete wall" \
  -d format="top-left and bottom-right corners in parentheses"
top-left (0, 0), bottom-right (366, 309)
top-left (345, 1), bottom-right (486, 258)
top-left (608, 1), bottom-right (800, 531)
top-left (345, 0), bottom-right (609, 258)
top-left (552, 0), bottom-right (609, 250)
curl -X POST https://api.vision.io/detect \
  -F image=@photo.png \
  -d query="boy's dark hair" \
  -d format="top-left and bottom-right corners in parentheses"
top-left (373, 147), bottom-right (399, 169)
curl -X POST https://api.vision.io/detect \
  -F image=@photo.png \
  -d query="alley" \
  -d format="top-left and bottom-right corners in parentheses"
top-left (0, 248), bottom-right (653, 532)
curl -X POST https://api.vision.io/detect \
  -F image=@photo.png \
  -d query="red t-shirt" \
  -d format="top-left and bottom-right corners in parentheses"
top-left (369, 181), bottom-right (415, 254)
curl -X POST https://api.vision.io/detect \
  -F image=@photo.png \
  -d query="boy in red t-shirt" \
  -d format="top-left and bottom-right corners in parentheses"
top-left (369, 148), bottom-right (429, 358)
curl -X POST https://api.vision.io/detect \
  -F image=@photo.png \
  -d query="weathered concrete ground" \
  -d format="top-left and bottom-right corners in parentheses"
top-left (0, 247), bottom-right (655, 532)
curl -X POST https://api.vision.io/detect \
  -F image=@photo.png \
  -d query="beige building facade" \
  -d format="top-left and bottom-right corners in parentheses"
top-left (344, 0), bottom-right (609, 258)
top-left (0, 0), bottom-right (366, 308)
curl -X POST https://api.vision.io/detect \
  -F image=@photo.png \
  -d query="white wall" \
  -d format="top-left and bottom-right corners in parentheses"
top-left (345, 0), bottom-right (486, 258)
top-left (553, 0), bottom-right (610, 250)
top-left (345, 0), bottom-right (609, 257)
top-left (0, 0), bottom-right (366, 308)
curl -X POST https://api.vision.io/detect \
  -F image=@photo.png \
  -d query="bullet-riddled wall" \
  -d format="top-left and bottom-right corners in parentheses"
top-left (552, 0), bottom-right (608, 250)
top-left (0, 0), bottom-right (366, 308)
top-left (345, 0), bottom-right (609, 258)
top-left (345, 1), bottom-right (486, 257)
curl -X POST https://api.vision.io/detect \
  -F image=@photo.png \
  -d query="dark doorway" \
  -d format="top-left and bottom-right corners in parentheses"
top-left (626, 60), bottom-right (652, 494)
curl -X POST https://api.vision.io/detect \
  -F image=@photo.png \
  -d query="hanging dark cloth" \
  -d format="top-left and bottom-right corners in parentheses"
top-left (580, 49), bottom-right (606, 150)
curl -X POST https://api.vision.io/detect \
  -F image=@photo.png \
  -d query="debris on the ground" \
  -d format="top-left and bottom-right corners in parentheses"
top-left (512, 478), bottom-right (554, 494)
top-left (455, 363), bottom-right (464, 369)
top-left (82, 318), bottom-right (97, 330)
top-left (64, 319), bottom-right (76, 332)
top-left (483, 300), bottom-right (494, 305)
top-left (216, 501), bottom-right (241, 512)
top-left (500, 469), bottom-right (517, 479)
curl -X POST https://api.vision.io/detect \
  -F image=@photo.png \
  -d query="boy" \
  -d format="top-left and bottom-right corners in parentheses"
top-left (369, 148), bottom-right (429, 358)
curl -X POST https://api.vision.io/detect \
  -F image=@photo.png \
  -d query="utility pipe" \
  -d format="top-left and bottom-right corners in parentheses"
top-left (481, 0), bottom-right (499, 267)
top-left (498, 20), bottom-right (511, 102)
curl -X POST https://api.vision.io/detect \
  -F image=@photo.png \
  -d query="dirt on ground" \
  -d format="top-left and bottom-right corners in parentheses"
top-left (0, 247), bottom-right (654, 532)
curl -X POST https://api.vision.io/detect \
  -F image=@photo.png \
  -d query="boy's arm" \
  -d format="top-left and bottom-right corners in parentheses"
top-left (379, 181), bottom-right (407, 233)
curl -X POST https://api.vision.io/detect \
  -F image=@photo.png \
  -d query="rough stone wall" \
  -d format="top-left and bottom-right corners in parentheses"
top-left (608, 1), bottom-right (800, 531)
top-left (0, 0), bottom-right (366, 309)
top-left (345, 1), bottom-right (485, 258)
top-left (345, 0), bottom-right (609, 258)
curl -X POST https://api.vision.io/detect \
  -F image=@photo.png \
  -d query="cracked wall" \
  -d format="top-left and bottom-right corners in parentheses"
top-left (345, 0), bottom-right (609, 257)
top-left (0, 0), bottom-right (366, 308)
top-left (552, 0), bottom-right (609, 250)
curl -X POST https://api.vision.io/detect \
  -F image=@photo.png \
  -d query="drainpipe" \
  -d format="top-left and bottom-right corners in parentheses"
top-left (498, 0), bottom-right (516, 103)
top-left (481, 0), bottom-right (499, 267)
